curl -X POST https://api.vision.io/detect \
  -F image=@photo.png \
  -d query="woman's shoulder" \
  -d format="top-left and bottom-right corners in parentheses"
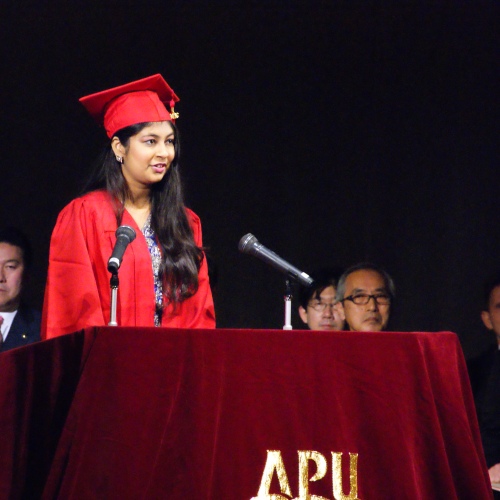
top-left (57, 190), bottom-right (116, 226)
top-left (184, 207), bottom-right (203, 243)
top-left (61, 190), bottom-right (113, 212)
top-left (184, 206), bottom-right (201, 226)
top-left (76, 189), bottom-right (113, 206)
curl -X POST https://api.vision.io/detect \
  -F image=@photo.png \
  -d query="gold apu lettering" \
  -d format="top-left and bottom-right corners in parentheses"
top-left (251, 450), bottom-right (360, 500)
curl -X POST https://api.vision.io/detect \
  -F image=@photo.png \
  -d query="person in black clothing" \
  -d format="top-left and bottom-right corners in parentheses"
top-left (469, 272), bottom-right (500, 488)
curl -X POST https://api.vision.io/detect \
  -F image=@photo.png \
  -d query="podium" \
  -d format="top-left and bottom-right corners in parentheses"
top-left (0, 328), bottom-right (492, 499)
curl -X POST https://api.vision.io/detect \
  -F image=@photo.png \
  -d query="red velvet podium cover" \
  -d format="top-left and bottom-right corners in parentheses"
top-left (0, 328), bottom-right (492, 499)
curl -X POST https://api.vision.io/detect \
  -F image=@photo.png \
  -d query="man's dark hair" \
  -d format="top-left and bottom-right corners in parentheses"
top-left (298, 267), bottom-right (343, 309)
top-left (0, 227), bottom-right (33, 269)
top-left (335, 262), bottom-right (395, 302)
top-left (482, 271), bottom-right (500, 311)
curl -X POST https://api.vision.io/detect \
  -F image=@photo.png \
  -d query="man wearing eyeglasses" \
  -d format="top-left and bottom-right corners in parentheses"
top-left (335, 263), bottom-right (395, 332)
top-left (298, 268), bottom-right (345, 331)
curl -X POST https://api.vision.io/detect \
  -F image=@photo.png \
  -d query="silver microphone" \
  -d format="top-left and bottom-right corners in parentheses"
top-left (107, 226), bottom-right (137, 273)
top-left (238, 233), bottom-right (314, 286)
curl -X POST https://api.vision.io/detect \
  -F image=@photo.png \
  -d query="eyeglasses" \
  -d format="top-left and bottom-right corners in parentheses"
top-left (307, 301), bottom-right (337, 312)
top-left (341, 293), bottom-right (391, 306)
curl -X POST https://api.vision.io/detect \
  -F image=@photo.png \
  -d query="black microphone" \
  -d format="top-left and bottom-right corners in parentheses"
top-left (107, 226), bottom-right (137, 273)
top-left (238, 233), bottom-right (314, 287)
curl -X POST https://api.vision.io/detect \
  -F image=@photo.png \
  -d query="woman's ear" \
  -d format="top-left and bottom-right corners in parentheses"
top-left (111, 137), bottom-right (125, 157)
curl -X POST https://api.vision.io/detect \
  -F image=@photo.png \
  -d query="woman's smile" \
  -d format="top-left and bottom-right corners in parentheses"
top-left (151, 163), bottom-right (167, 174)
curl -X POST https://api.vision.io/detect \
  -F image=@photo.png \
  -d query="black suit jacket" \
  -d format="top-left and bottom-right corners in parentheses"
top-left (469, 344), bottom-right (500, 468)
top-left (1, 306), bottom-right (41, 352)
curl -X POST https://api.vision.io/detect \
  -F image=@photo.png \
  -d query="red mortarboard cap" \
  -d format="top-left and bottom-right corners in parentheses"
top-left (79, 74), bottom-right (180, 138)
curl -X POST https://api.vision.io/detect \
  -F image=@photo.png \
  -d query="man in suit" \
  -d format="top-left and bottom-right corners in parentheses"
top-left (0, 227), bottom-right (41, 352)
top-left (335, 263), bottom-right (395, 332)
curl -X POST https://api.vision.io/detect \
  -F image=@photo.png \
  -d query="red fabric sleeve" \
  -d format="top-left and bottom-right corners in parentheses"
top-left (188, 209), bottom-right (215, 328)
top-left (160, 209), bottom-right (216, 329)
top-left (42, 199), bottom-right (107, 339)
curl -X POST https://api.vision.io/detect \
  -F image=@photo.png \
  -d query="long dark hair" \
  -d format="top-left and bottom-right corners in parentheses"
top-left (84, 121), bottom-right (203, 306)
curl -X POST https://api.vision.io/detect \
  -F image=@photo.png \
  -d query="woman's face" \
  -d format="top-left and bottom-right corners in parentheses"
top-left (118, 121), bottom-right (176, 191)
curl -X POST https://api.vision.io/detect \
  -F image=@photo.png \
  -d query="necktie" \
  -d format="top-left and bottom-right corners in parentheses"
top-left (0, 315), bottom-right (4, 348)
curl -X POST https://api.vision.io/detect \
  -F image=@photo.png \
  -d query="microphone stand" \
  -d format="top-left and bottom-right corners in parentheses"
top-left (283, 279), bottom-right (293, 330)
top-left (108, 271), bottom-right (119, 327)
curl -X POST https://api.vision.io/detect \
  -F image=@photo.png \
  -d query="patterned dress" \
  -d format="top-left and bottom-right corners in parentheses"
top-left (142, 216), bottom-right (163, 326)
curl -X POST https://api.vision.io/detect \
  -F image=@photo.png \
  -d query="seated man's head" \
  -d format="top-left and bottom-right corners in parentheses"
top-left (335, 263), bottom-right (394, 332)
top-left (481, 272), bottom-right (500, 345)
top-left (298, 268), bottom-right (345, 331)
top-left (0, 227), bottom-right (32, 313)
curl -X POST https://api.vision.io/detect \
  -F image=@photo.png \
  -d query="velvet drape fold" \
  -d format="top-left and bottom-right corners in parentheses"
top-left (0, 328), bottom-right (492, 499)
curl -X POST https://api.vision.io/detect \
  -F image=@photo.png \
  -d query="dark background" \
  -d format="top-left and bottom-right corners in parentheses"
top-left (1, 2), bottom-right (498, 359)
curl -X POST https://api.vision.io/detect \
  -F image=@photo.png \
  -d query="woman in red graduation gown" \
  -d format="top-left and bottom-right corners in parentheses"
top-left (42, 75), bottom-right (215, 338)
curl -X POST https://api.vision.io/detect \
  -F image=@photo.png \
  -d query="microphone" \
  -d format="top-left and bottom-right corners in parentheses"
top-left (238, 233), bottom-right (314, 287)
top-left (107, 226), bottom-right (137, 273)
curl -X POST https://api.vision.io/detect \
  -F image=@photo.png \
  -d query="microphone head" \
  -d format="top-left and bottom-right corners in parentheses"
top-left (238, 233), bottom-right (258, 253)
top-left (116, 225), bottom-right (137, 242)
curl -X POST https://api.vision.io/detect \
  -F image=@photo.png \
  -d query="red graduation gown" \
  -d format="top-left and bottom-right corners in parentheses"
top-left (42, 190), bottom-right (215, 339)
